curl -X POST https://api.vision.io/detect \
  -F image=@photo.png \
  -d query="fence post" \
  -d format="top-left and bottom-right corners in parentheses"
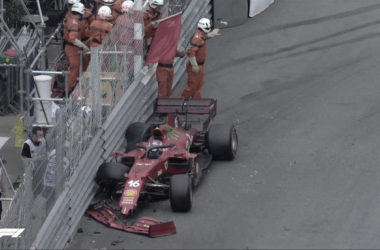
top-left (91, 47), bottom-right (102, 128)
top-left (55, 109), bottom-right (65, 199)
top-left (23, 161), bottom-right (33, 248)
top-left (134, 0), bottom-right (144, 77)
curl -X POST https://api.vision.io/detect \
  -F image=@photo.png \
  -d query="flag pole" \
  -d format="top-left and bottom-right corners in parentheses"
top-left (156, 12), bottom-right (183, 23)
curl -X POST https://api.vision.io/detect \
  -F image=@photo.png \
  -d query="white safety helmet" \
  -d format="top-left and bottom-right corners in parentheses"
top-left (102, 0), bottom-right (115, 6)
top-left (98, 5), bottom-right (112, 18)
top-left (121, 0), bottom-right (134, 13)
top-left (72, 2), bottom-right (86, 15)
top-left (149, 0), bottom-right (164, 9)
top-left (68, 0), bottom-right (80, 5)
top-left (198, 17), bottom-right (212, 33)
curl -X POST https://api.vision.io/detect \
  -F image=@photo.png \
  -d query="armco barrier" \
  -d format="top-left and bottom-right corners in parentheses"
top-left (30, 0), bottom-right (212, 249)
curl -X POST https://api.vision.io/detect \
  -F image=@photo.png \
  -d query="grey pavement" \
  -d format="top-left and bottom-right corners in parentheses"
top-left (69, 0), bottom-right (380, 249)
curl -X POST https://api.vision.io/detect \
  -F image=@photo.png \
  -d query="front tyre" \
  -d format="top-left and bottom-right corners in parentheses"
top-left (169, 174), bottom-right (193, 212)
top-left (207, 124), bottom-right (238, 160)
top-left (95, 162), bottom-right (129, 188)
top-left (124, 122), bottom-right (152, 152)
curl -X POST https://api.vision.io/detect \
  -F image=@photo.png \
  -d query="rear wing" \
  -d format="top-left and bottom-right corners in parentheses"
top-left (154, 98), bottom-right (217, 130)
top-left (154, 98), bottom-right (217, 117)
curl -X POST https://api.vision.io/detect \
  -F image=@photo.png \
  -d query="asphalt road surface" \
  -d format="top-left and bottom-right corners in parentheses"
top-left (68, 1), bottom-right (380, 248)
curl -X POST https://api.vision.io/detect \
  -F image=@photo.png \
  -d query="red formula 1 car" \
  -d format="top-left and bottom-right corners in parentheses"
top-left (87, 98), bottom-right (238, 237)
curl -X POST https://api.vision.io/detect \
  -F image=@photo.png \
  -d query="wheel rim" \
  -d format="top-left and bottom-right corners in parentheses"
top-left (231, 130), bottom-right (238, 156)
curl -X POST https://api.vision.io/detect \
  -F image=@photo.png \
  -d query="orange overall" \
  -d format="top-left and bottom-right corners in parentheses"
top-left (181, 29), bottom-right (208, 100)
top-left (89, 16), bottom-right (113, 48)
top-left (112, 0), bottom-right (124, 17)
top-left (79, 8), bottom-right (94, 71)
top-left (143, 6), bottom-right (162, 44)
top-left (64, 14), bottom-right (86, 93)
top-left (108, 10), bottom-right (120, 26)
top-left (156, 50), bottom-right (181, 98)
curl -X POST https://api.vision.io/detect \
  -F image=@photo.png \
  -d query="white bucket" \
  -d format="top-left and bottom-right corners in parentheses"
top-left (34, 101), bottom-right (52, 124)
top-left (34, 75), bottom-right (52, 124)
top-left (34, 75), bottom-right (52, 98)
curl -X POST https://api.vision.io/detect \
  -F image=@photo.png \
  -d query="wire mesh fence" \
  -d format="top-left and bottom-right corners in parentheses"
top-left (0, 161), bottom-right (32, 249)
top-left (0, 0), bottom-right (194, 248)
top-left (83, 4), bottom-right (145, 123)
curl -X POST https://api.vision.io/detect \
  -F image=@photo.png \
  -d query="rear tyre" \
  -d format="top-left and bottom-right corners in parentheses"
top-left (124, 122), bottom-right (152, 152)
top-left (207, 124), bottom-right (238, 160)
top-left (95, 162), bottom-right (129, 188)
top-left (170, 174), bottom-right (193, 212)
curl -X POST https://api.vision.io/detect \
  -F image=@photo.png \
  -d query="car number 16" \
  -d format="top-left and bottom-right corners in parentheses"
top-left (128, 180), bottom-right (140, 187)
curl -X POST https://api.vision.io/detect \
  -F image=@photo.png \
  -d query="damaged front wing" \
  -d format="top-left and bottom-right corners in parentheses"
top-left (86, 202), bottom-right (176, 237)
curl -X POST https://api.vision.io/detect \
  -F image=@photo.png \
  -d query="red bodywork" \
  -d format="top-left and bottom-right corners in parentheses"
top-left (117, 124), bottom-right (199, 216)
top-left (87, 98), bottom-right (217, 237)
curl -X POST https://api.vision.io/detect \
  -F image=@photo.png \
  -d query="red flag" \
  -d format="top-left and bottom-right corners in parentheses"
top-left (145, 13), bottom-right (182, 64)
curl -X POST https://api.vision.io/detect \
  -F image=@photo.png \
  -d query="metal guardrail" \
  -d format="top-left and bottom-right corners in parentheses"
top-left (31, 0), bottom-right (212, 249)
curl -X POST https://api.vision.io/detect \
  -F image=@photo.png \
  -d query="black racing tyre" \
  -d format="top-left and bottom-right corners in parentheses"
top-left (95, 162), bottom-right (129, 187)
top-left (207, 124), bottom-right (238, 160)
top-left (124, 122), bottom-right (152, 152)
top-left (169, 174), bottom-right (193, 212)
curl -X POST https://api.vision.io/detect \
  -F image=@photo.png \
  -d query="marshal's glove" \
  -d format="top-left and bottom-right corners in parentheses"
top-left (74, 39), bottom-right (90, 52)
top-left (82, 37), bottom-right (92, 44)
top-left (191, 65), bottom-right (199, 73)
top-left (189, 57), bottom-right (199, 73)
top-left (152, 21), bottom-right (159, 29)
top-left (83, 46), bottom-right (90, 53)
top-left (208, 28), bottom-right (221, 38)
